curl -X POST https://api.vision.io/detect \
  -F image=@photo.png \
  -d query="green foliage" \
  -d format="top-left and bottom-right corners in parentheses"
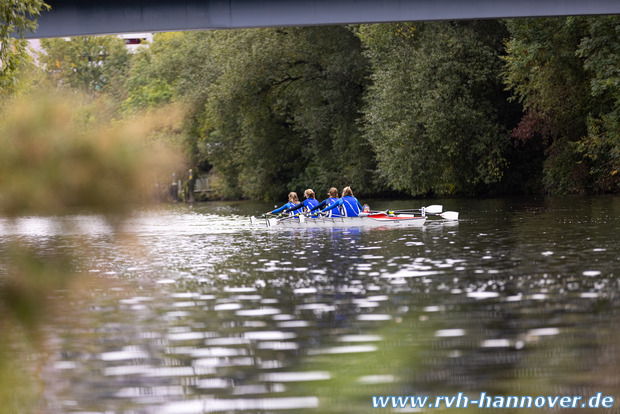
top-left (359, 21), bottom-right (512, 196)
top-left (542, 138), bottom-right (589, 194)
top-left (39, 36), bottom-right (129, 96)
top-left (578, 113), bottom-right (620, 192)
top-left (119, 18), bottom-right (619, 198)
top-left (0, 0), bottom-right (49, 92)
top-left (4, 17), bottom-right (616, 199)
top-left (124, 32), bottom-right (218, 112)
top-left (577, 16), bottom-right (620, 191)
top-left (124, 32), bottom-right (223, 173)
top-left (503, 16), bottom-right (619, 193)
top-left (200, 27), bottom-right (373, 201)
top-left (503, 17), bottom-right (590, 140)
top-left (126, 28), bottom-right (373, 201)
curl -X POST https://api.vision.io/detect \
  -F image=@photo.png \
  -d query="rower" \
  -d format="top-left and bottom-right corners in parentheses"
top-left (266, 192), bottom-right (302, 217)
top-left (320, 186), bottom-right (364, 217)
top-left (284, 189), bottom-right (319, 215)
top-left (310, 187), bottom-right (341, 217)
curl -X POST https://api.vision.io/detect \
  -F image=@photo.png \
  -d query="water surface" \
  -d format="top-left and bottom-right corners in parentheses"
top-left (2, 196), bottom-right (619, 413)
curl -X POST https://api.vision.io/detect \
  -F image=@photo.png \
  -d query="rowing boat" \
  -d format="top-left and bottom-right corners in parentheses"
top-left (252, 212), bottom-right (426, 228)
top-left (250, 205), bottom-right (458, 229)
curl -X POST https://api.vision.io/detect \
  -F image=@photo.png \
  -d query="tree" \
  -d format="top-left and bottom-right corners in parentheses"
top-left (200, 27), bottom-right (373, 200)
top-left (119, 18), bottom-right (619, 199)
top-left (504, 16), bottom-right (620, 194)
top-left (0, 0), bottom-right (49, 92)
top-left (126, 28), bottom-right (372, 201)
top-left (504, 17), bottom-right (593, 194)
top-left (124, 32), bottom-right (219, 112)
top-left (577, 15), bottom-right (620, 192)
top-left (358, 21), bottom-right (513, 196)
top-left (39, 36), bottom-right (129, 96)
top-left (124, 32), bottom-right (224, 172)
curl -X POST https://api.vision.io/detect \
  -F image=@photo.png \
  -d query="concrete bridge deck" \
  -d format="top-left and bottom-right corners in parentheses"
top-left (27, 0), bottom-right (620, 38)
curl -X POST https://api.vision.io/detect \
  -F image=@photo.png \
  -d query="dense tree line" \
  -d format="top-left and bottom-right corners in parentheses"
top-left (504, 17), bottom-right (620, 194)
top-left (20, 16), bottom-right (620, 199)
top-left (358, 21), bottom-right (519, 196)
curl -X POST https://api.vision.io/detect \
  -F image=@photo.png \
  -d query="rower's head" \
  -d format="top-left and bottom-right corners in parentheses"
top-left (288, 192), bottom-right (299, 203)
top-left (328, 187), bottom-right (338, 198)
top-left (342, 186), bottom-right (353, 197)
top-left (304, 189), bottom-right (315, 199)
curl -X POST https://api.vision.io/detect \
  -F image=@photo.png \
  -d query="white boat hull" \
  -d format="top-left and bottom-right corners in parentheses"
top-left (254, 213), bottom-right (426, 229)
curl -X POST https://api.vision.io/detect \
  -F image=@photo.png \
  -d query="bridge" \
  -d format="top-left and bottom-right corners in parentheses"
top-left (27, 0), bottom-right (620, 39)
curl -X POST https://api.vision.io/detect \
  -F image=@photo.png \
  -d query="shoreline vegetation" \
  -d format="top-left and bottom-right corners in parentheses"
top-left (2, 12), bottom-right (619, 205)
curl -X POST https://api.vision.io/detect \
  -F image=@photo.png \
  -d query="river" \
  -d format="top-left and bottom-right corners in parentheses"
top-left (1, 196), bottom-right (619, 413)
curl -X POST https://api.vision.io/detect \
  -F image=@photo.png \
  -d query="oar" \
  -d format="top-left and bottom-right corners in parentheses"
top-left (391, 205), bottom-right (458, 220)
top-left (437, 211), bottom-right (459, 220)
top-left (250, 212), bottom-right (280, 226)
top-left (422, 204), bottom-right (443, 214)
top-left (265, 213), bottom-right (285, 227)
top-left (373, 205), bottom-right (444, 215)
top-left (372, 204), bottom-right (459, 221)
top-left (266, 213), bottom-right (307, 227)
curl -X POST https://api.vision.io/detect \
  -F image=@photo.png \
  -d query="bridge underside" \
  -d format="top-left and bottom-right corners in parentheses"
top-left (29, 0), bottom-right (620, 38)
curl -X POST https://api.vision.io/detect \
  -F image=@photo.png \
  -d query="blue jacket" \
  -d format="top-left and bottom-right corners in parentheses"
top-left (270, 201), bottom-right (301, 215)
top-left (321, 196), bottom-right (363, 217)
top-left (311, 197), bottom-right (341, 217)
top-left (285, 198), bottom-right (319, 214)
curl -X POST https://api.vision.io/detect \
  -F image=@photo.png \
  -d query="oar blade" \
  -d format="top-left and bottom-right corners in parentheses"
top-left (425, 205), bottom-right (443, 214)
top-left (267, 218), bottom-right (278, 227)
top-left (440, 211), bottom-right (459, 221)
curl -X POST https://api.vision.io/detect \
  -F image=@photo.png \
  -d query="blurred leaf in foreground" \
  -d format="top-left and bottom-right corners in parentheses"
top-left (0, 91), bottom-right (184, 412)
top-left (0, 92), bottom-right (184, 216)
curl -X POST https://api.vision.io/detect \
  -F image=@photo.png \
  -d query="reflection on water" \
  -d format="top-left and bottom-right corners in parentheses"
top-left (1, 197), bottom-right (619, 413)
